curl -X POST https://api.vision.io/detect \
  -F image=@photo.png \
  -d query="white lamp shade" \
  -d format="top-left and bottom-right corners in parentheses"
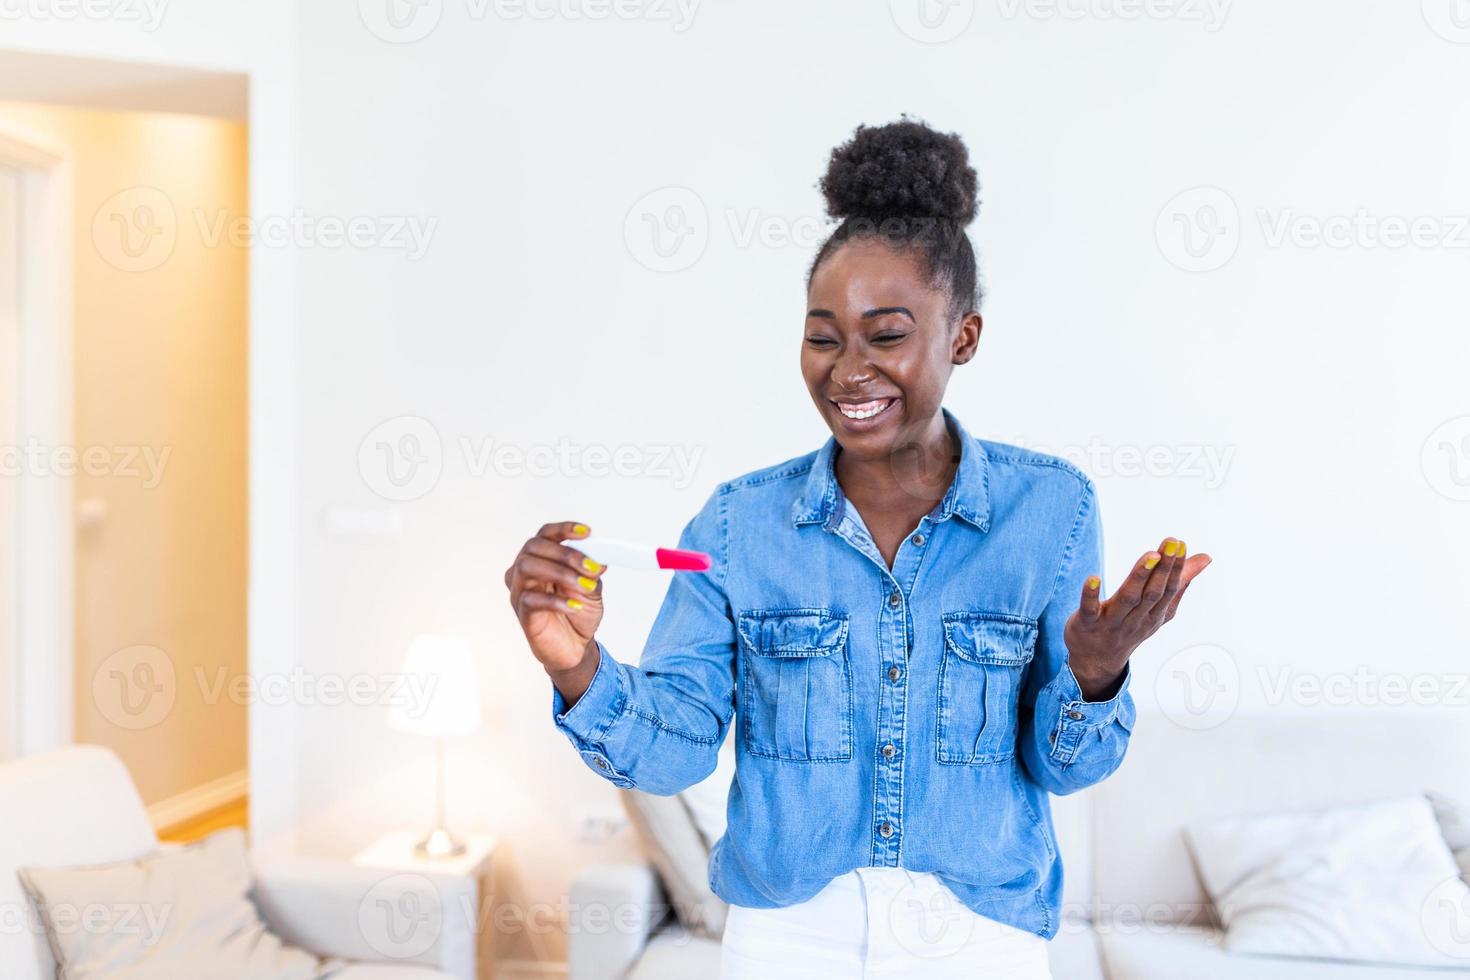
top-left (388, 634), bottom-right (484, 738)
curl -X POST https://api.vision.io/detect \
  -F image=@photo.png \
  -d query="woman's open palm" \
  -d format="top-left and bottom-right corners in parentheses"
top-left (1064, 537), bottom-right (1212, 698)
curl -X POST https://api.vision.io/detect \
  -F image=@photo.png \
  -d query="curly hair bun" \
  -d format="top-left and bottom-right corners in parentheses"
top-left (819, 116), bottom-right (979, 225)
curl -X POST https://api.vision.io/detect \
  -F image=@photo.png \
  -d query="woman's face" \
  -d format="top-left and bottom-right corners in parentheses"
top-left (802, 239), bottom-right (981, 458)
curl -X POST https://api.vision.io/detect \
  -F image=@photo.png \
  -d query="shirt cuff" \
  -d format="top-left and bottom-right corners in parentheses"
top-left (1043, 660), bottom-right (1132, 764)
top-left (550, 639), bottom-right (627, 743)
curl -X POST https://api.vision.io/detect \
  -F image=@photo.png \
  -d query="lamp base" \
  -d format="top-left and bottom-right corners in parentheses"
top-left (413, 827), bottom-right (468, 860)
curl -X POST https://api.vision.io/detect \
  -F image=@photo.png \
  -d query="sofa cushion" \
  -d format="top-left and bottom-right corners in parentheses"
top-left (0, 746), bottom-right (160, 980)
top-left (1099, 925), bottom-right (1470, 979)
top-left (1185, 794), bottom-right (1470, 969)
top-left (1090, 711), bottom-right (1470, 918)
top-left (17, 827), bottom-right (330, 980)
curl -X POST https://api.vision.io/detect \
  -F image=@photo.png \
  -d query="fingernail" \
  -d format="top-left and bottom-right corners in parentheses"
top-left (1162, 539), bottom-right (1179, 557)
top-left (582, 557), bottom-right (604, 573)
top-left (566, 598), bottom-right (584, 610)
top-left (1085, 575), bottom-right (1100, 591)
top-left (572, 523), bottom-right (590, 535)
top-left (1177, 540), bottom-right (1186, 558)
top-left (1145, 555), bottom-right (1160, 570)
top-left (577, 575), bottom-right (597, 591)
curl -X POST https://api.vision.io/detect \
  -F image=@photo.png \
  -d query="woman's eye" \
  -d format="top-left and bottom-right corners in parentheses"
top-left (875, 333), bottom-right (906, 343)
top-left (806, 337), bottom-right (837, 347)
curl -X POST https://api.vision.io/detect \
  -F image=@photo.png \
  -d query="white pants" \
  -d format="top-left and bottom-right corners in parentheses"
top-left (719, 867), bottom-right (1053, 979)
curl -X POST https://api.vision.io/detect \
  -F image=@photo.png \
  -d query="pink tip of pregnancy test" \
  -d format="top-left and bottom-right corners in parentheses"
top-left (655, 547), bottom-right (712, 572)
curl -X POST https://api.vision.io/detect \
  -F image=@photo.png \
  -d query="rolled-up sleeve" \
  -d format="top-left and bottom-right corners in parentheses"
top-left (550, 488), bottom-right (737, 796)
top-left (1018, 478), bottom-right (1135, 796)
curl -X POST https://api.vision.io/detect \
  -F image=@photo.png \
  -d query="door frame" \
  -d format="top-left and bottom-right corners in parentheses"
top-left (0, 122), bottom-right (74, 759)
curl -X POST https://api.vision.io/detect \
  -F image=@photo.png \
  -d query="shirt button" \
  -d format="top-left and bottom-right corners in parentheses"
top-left (911, 533), bottom-right (925, 547)
top-left (888, 590), bottom-right (901, 608)
top-left (879, 821), bottom-right (894, 839)
top-left (594, 757), bottom-right (609, 770)
top-left (888, 666), bottom-right (902, 682)
top-left (882, 744), bottom-right (897, 760)
top-left (1067, 710), bottom-right (1085, 721)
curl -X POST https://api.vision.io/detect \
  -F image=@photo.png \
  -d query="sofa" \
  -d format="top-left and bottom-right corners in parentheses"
top-left (568, 710), bottom-right (1470, 979)
top-left (0, 745), bottom-right (476, 980)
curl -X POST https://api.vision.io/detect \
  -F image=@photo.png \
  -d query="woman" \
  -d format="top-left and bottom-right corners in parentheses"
top-left (505, 118), bottom-right (1211, 979)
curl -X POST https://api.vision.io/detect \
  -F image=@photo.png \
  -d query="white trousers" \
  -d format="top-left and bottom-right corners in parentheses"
top-left (719, 867), bottom-right (1053, 979)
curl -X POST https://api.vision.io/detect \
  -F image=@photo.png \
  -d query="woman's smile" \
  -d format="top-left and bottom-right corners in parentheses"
top-left (830, 395), bottom-right (901, 430)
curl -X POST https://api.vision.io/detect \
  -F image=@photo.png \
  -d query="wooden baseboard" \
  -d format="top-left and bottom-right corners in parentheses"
top-left (147, 769), bottom-right (248, 833)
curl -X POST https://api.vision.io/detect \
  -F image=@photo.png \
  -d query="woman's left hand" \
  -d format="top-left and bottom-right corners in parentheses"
top-left (1064, 537), bottom-right (1212, 701)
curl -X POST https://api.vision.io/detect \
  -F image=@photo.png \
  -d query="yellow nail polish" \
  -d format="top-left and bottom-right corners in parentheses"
top-left (578, 575), bottom-right (596, 591)
top-left (1085, 575), bottom-right (1100, 591)
top-left (1162, 540), bottom-right (1179, 557)
top-left (1177, 541), bottom-right (1186, 558)
top-left (572, 523), bottom-right (590, 535)
top-left (566, 598), bottom-right (583, 610)
top-left (1145, 555), bottom-right (1160, 570)
top-left (582, 557), bottom-right (604, 573)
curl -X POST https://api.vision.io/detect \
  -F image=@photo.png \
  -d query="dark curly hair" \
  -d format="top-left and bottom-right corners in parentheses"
top-left (807, 116), bottom-right (981, 319)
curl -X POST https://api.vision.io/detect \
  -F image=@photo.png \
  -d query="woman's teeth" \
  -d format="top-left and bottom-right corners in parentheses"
top-left (837, 398), bottom-right (894, 420)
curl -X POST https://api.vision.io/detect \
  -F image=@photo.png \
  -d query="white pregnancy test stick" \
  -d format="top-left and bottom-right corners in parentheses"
top-left (560, 535), bottom-right (711, 572)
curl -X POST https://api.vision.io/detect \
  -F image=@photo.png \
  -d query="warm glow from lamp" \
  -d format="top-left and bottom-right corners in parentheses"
top-left (388, 633), bottom-right (483, 858)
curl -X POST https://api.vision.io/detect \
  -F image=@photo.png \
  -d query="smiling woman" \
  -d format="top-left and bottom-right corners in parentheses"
top-left (507, 116), bottom-right (1211, 980)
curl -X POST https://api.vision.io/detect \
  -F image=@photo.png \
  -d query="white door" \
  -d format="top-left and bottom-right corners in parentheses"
top-left (0, 167), bottom-right (19, 762)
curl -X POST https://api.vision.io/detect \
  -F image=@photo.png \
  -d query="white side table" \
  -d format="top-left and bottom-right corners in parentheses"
top-left (354, 831), bottom-right (499, 980)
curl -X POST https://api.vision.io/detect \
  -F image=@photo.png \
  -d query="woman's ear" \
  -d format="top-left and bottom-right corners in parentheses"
top-left (952, 311), bottom-right (982, 365)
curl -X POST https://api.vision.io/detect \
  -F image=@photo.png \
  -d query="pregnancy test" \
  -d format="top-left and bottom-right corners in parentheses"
top-left (561, 535), bottom-right (711, 572)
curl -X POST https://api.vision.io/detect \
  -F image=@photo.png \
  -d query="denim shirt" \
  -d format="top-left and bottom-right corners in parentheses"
top-left (550, 406), bottom-right (1135, 939)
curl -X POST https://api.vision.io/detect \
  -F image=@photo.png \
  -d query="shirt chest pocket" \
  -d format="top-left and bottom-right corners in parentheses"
top-left (937, 611), bottom-right (1038, 765)
top-left (737, 609), bottom-right (853, 763)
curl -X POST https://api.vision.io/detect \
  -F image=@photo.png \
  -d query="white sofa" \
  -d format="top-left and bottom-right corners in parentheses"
top-left (0, 745), bottom-right (475, 980)
top-left (568, 710), bottom-right (1470, 979)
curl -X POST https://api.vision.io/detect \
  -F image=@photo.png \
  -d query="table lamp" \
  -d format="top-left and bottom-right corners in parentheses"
top-left (388, 633), bottom-right (483, 858)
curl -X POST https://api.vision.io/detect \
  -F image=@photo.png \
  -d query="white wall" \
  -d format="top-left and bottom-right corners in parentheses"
top-left (288, 0), bottom-right (1470, 955)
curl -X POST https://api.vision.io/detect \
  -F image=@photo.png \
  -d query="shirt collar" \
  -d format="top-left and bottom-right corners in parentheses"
top-left (790, 405), bottom-right (991, 532)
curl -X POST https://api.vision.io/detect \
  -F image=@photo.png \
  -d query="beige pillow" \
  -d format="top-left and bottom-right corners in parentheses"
top-left (17, 827), bottom-right (333, 980)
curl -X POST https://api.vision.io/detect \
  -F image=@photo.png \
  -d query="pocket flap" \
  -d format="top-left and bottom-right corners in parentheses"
top-left (738, 609), bottom-right (849, 657)
top-left (942, 612), bottom-right (1037, 666)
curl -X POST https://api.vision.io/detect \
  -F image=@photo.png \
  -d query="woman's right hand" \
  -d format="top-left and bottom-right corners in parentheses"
top-left (504, 521), bottom-right (606, 675)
